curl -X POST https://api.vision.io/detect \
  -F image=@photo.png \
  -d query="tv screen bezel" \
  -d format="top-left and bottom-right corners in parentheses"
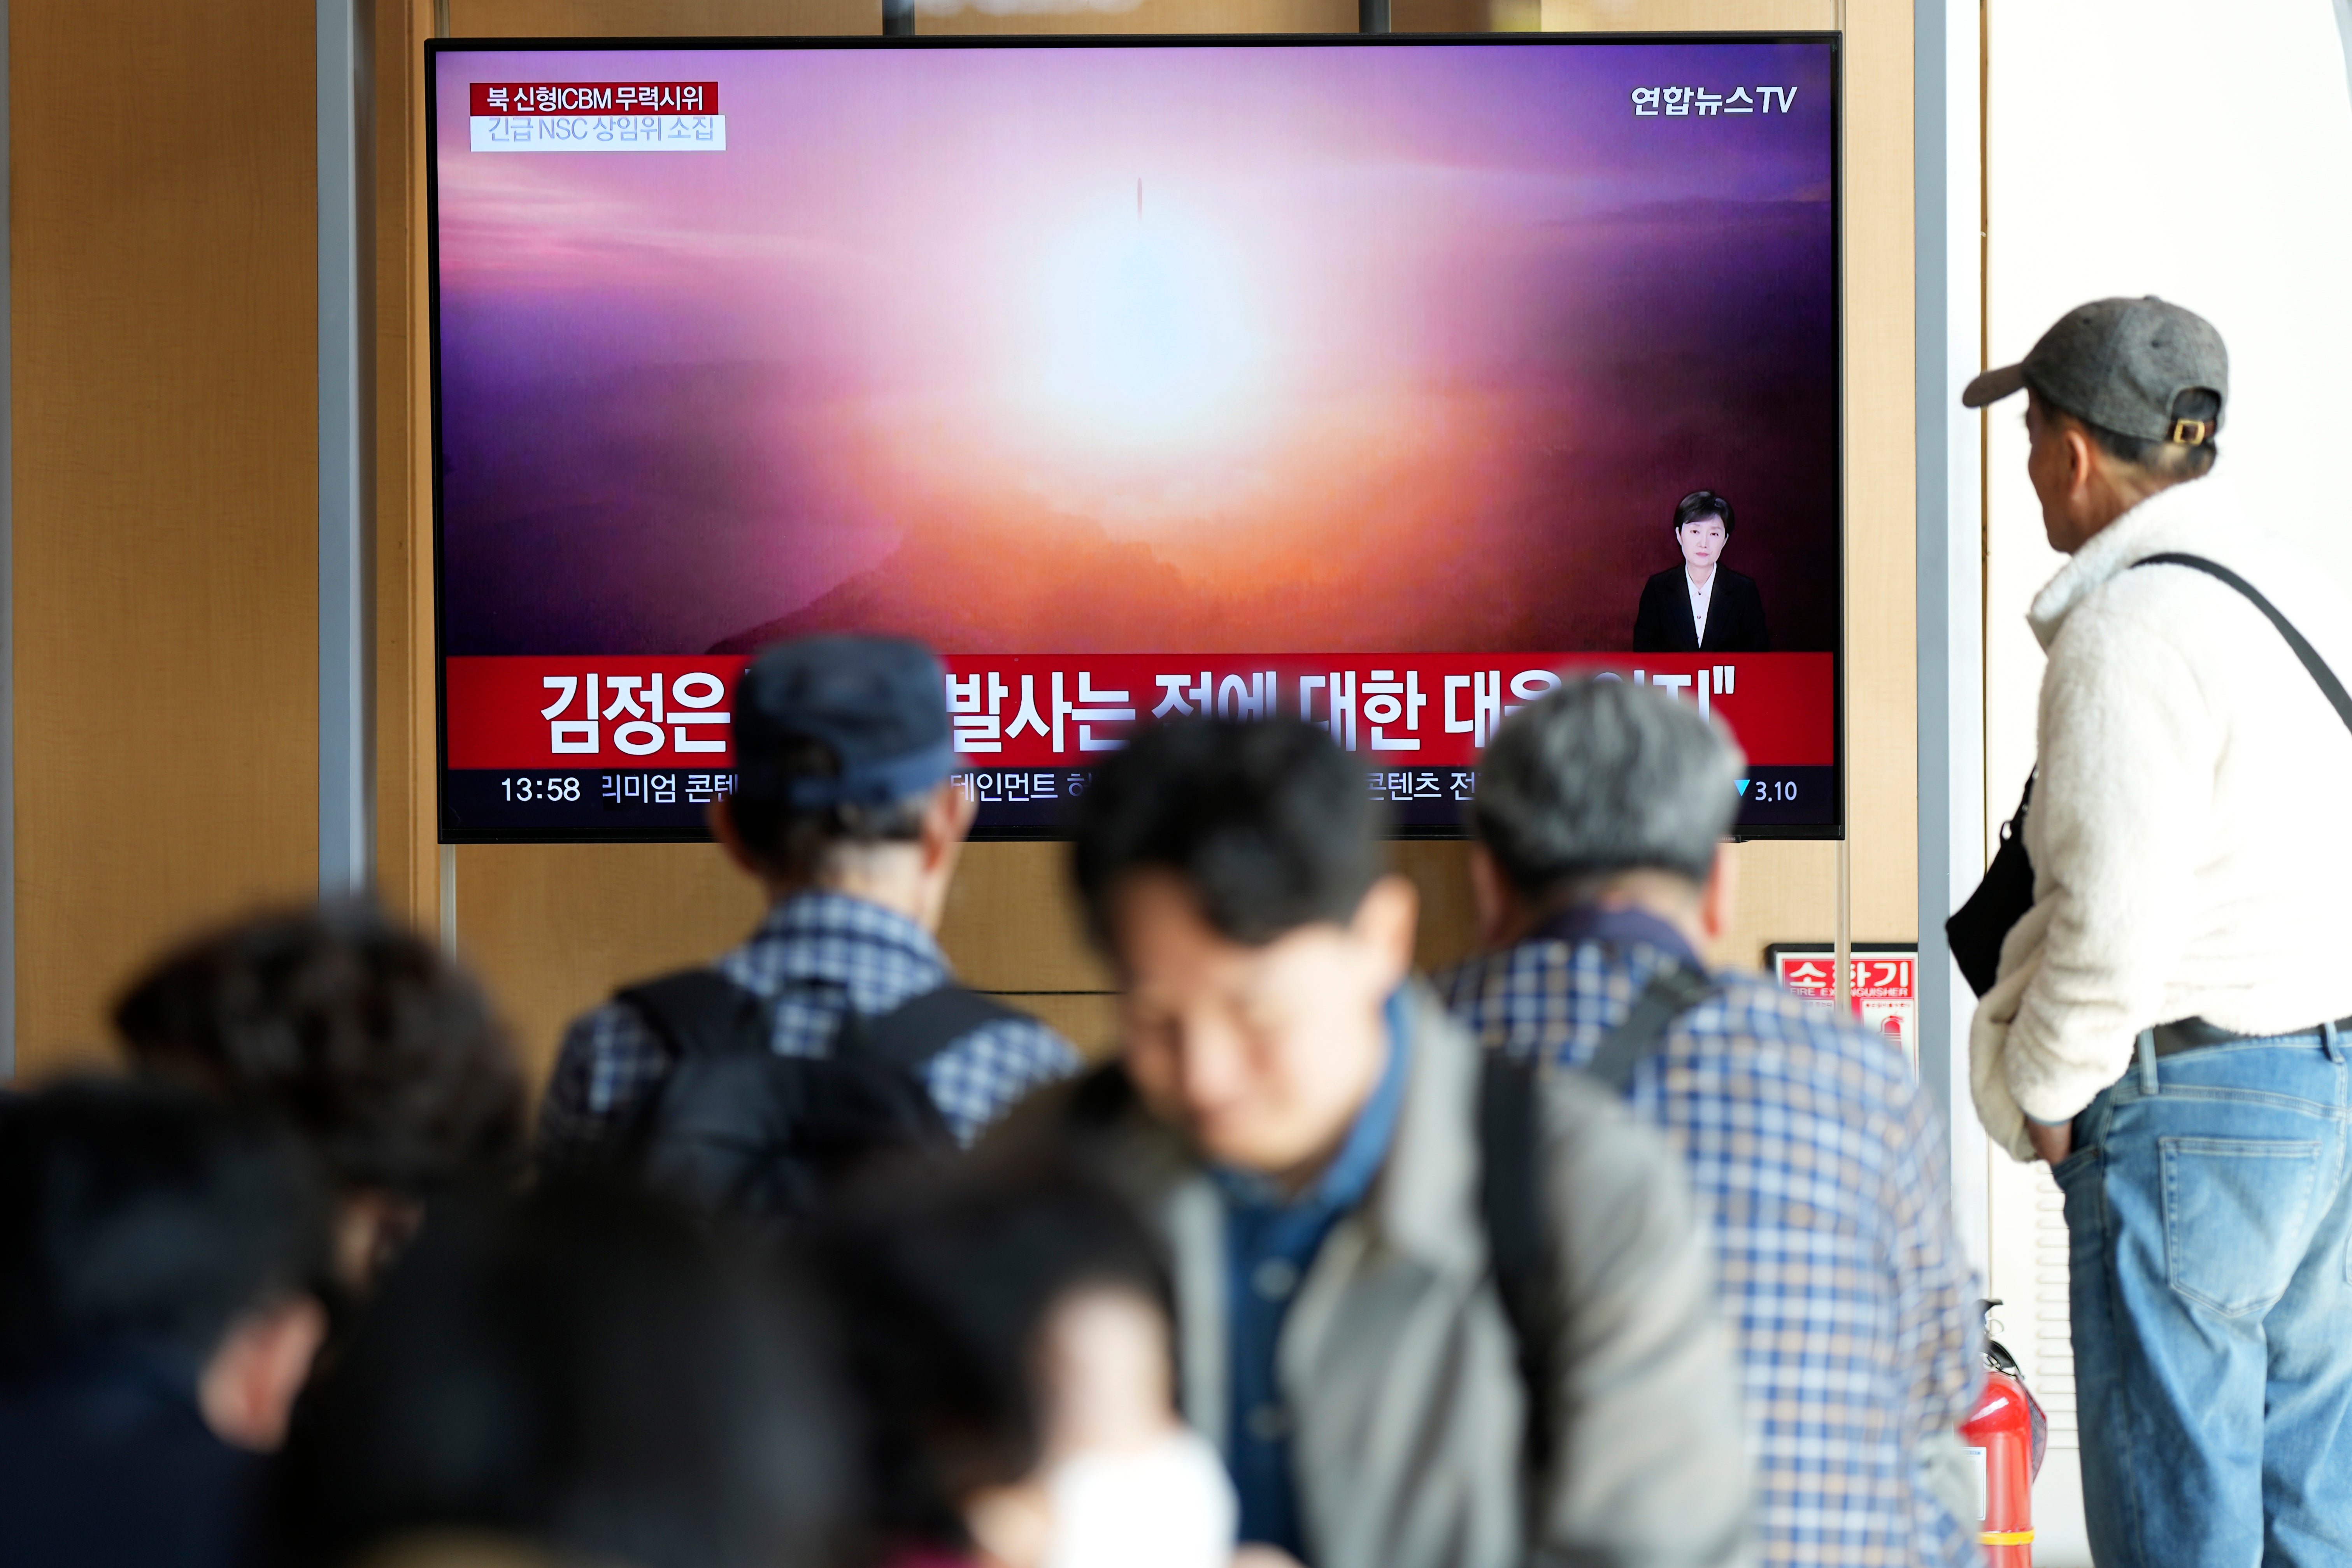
top-left (424, 30), bottom-right (1845, 845)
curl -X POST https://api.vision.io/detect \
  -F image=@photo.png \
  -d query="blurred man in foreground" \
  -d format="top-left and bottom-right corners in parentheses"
top-left (116, 902), bottom-right (527, 1289)
top-left (1435, 679), bottom-right (1980, 1566)
top-left (1009, 716), bottom-right (1751, 1568)
top-left (0, 1081), bottom-right (332, 1568)
top-left (269, 1178), bottom-right (848, 1568)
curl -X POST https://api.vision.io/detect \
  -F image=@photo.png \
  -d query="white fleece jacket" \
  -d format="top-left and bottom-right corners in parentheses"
top-left (1970, 476), bottom-right (2352, 1161)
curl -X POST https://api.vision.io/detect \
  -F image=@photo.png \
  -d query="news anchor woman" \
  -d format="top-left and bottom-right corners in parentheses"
top-left (1631, 489), bottom-right (1769, 652)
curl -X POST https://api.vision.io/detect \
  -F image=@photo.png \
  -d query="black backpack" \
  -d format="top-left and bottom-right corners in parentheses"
top-left (615, 970), bottom-right (1024, 1220)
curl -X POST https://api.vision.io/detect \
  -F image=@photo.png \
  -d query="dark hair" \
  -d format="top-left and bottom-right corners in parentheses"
top-left (112, 903), bottom-right (525, 1197)
top-left (730, 732), bottom-right (930, 883)
top-left (1673, 489), bottom-right (1735, 536)
top-left (269, 1179), bottom-right (850, 1568)
top-left (809, 1163), bottom-right (1171, 1552)
top-left (1071, 717), bottom-right (1382, 948)
top-left (0, 1079), bottom-right (330, 1376)
top-left (2036, 387), bottom-right (2222, 481)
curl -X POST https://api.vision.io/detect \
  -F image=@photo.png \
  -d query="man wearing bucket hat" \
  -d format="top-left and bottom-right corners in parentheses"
top-left (538, 635), bottom-right (1080, 1166)
top-left (1963, 298), bottom-right (2352, 1564)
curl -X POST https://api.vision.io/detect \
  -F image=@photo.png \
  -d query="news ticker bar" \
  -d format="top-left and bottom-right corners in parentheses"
top-left (444, 765), bottom-right (1836, 839)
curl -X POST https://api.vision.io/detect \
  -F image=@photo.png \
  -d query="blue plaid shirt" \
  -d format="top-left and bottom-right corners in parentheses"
top-left (537, 891), bottom-right (1081, 1161)
top-left (1435, 910), bottom-right (1982, 1568)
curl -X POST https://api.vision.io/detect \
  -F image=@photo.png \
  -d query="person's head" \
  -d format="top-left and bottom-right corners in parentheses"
top-left (1672, 490), bottom-right (1734, 574)
top-left (717, 635), bottom-right (975, 931)
top-left (0, 1079), bottom-right (332, 1450)
top-left (812, 1162), bottom-right (1203, 1568)
top-left (1071, 717), bottom-right (1416, 1187)
top-left (1963, 296), bottom-right (2227, 553)
top-left (270, 1178), bottom-right (849, 1568)
top-left (113, 902), bottom-right (526, 1287)
top-left (1468, 678), bottom-right (1745, 951)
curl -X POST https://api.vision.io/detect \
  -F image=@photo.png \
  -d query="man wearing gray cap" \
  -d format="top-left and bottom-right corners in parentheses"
top-left (1962, 298), bottom-right (2352, 1564)
top-left (538, 635), bottom-right (1080, 1168)
top-left (1437, 679), bottom-right (1980, 1568)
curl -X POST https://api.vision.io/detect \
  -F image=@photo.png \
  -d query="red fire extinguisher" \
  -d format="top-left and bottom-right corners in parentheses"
top-left (1961, 1300), bottom-right (2047, 1565)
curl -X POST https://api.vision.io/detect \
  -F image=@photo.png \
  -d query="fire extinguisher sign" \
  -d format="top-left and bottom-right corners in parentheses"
top-left (1764, 943), bottom-right (1918, 1070)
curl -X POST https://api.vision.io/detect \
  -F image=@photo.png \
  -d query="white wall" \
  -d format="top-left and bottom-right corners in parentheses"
top-left (1986, 1), bottom-right (2352, 810)
top-left (1977, 7), bottom-right (2352, 1564)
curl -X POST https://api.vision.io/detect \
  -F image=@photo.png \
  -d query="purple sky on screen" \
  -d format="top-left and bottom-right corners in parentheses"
top-left (435, 40), bottom-right (1837, 657)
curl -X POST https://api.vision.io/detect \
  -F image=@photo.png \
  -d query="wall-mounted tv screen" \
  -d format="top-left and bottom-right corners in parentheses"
top-left (430, 33), bottom-right (1841, 842)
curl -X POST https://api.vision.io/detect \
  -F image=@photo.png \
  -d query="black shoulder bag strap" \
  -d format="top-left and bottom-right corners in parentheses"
top-left (1477, 1049), bottom-right (1553, 1476)
top-left (1476, 964), bottom-right (1719, 1479)
top-left (837, 983), bottom-right (1027, 1073)
top-left (1948, 556), bottom-right (2352, 1001)
top-left (2135, 553), bottom-right (2352, 732)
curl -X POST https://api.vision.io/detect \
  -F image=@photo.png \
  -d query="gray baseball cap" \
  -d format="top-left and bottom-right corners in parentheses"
top-left (1962, 296), bottom-right (2227, 446)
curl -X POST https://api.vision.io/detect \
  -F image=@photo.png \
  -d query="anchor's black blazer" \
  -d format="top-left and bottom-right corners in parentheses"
top-left (1631, 567), bottom-right (1770, 653)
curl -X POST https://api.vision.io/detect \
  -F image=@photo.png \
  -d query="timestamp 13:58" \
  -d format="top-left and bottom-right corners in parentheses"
top-left (501, 775), bottom-right (582, 803)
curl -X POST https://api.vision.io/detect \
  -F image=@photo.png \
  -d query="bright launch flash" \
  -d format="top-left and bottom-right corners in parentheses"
top-left (1028, 179), bottom-right (1263, 451)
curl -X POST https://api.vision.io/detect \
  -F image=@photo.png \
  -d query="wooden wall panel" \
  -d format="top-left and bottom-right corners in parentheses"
top-left (451, 842), bottom-right (762, 1088)
top-left (1836, 0), bottom-right (1920, 946)
top-left (12, 0), bottom-right (321, 1079)
top-left (913, 2), bottom-right (1355, 34)
top-left (447, 0), bottom-right (881, 36)
top-left (449, 0), bottom-right (1517, 36)
top-left (379, 0), bottom-right (443, 934)
top-left (402, 0), bottom-right (1910, 1093)
top-left (1540, 0), bottom-right (1837, 26)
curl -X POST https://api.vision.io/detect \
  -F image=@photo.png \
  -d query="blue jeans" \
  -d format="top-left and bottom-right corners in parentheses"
top-left (2055, 1025), bottom-right (2352, 1567)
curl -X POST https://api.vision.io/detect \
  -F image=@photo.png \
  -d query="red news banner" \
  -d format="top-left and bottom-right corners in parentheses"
top-left (469, 81), bottom-right (716, 115)
top-left (445, 653), bottom-right (1834, 772)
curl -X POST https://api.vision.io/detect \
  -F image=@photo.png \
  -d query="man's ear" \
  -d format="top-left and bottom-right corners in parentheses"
top-left (1466, 843), bottom-right (1518, 949)
top-left (921, 777), bottom-right (978, 872)
top-left (708, 796), bottom-right (766, 878)
top-left (2063, 423), bottom-right (2098, 501)
top-left (1349, 873), bottom-right (1421, 989)
top-left (198, 1294), bottom-right (329, 1452)
top-left (1698, 840), bottom-right (1738, 954)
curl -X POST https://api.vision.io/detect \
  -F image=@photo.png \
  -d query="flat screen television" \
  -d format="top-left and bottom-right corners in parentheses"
top-left (429, 32), bottom-right (1842, 842)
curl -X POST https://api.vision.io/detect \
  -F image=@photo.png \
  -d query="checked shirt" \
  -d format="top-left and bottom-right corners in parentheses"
top-left (1435, 912), bottom-right (1981, 1568)
top-left (537, 891), bottom-right (1080, 1162)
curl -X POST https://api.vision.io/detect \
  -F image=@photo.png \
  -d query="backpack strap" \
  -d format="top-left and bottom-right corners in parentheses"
top-left (609, 970), bottom-right (773, 1172)
top-left (837, 983), bottom-right (1027, 1073)
top-left (1475, 964), bottom-right (1720, 1477)
top-left (616, 968), bottom-right (771, 1062)
top-left (2135, 552), bottom-right (2352, 735)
